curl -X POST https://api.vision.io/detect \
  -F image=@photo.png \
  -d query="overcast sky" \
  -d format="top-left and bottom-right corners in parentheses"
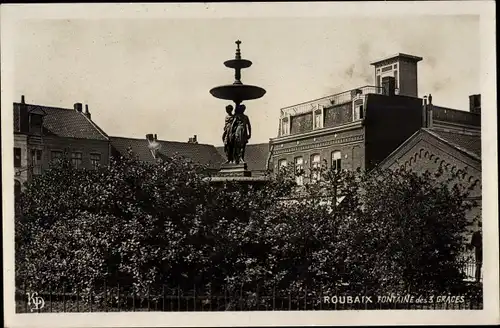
top-left (12, 15), bottom-right (479, 146)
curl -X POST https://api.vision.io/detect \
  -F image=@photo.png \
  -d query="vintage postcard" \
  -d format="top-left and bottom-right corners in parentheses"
top-left (1, 2), bottom-right (498, 327)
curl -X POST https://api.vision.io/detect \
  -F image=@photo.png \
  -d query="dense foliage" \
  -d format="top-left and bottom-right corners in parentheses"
top-left (15, 153), bottom-right (476, 309)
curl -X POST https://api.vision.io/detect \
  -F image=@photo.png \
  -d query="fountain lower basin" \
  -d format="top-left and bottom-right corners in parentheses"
top-left (209, 84), bottom-right (266, 103)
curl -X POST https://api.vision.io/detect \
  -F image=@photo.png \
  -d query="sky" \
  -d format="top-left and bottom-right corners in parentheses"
top-left (12, 15), bottom-right (480, 146)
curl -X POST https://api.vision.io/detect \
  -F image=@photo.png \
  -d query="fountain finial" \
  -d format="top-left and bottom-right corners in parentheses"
top-left (235, 40), bottom-right (242, 60)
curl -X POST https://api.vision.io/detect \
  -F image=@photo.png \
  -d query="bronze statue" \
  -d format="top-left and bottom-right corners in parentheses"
top-left (222, 105), bottom-right (235, 163)
top-left (230, 104), bottom-right (252, 164)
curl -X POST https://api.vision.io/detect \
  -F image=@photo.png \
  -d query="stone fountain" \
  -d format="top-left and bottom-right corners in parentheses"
top-left (209, 40), bottom-right (268, 182)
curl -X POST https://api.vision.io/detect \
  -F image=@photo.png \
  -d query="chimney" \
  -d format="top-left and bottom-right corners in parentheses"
top-left (382, 76), bottom-right (396, 96)
top-left (74, 102), bottom-right (83, 112)
top-left (84, 104), bottom-right (91, 119)
top-left (469, 94), bottom-right (481, 114)
top-left (146, 134), bottom-right (154, 142)
top-left (188, 135), bottom-right (198, 144)
top-left (427, 94), bottom-right (433, 128)
top-left (422, 96), bottom-right (428, 128)
top-left (21, 95), bottom-right (25, 104)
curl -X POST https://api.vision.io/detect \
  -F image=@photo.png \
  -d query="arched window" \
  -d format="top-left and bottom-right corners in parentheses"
top-left (310, 153), bottom-right (321, 182)
top-left (278, 159), bottom-right (287, 170)
top-left (294, 156), bottom-right (304, 186)
top-left (331, 151), bottom-right (342, 172)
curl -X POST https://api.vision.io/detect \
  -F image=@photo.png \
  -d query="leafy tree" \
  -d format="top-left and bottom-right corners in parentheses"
top-left (15, 154), bottom-right (475, 310)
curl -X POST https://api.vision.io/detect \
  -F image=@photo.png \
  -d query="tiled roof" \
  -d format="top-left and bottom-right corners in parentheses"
top-left (111, 137), bottom-right (224, 170)
top-left (376, 127), bottom-right (481, 171)
top-left (216, 142), bottom-right (271, 172)
top-left (14, 103), bottom-right (108, 140)
top-left (426, 128), bottom-right (481, 159)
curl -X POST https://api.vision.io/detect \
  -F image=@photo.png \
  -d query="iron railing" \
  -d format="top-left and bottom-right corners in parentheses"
top-left (280, 85), bottom-right (383, 118)
top-left (15, 285), bottom-right (483, 313)
top-left (16, 261), bottom-right (483, 313)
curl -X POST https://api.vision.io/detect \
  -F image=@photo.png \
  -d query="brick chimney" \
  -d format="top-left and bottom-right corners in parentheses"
top-left (382, 76), bottom-right (396, 96)
top-left (427, 94), bottom-right (433, 128)
top-left (74, 103), bottom-right (83, 112)
top-left (188, 135), bottom-right (198, 144)
top-left (422, 96), bottom-right (428, 127)
top-left (84, 104), bottom-right (91, 119)
top-left (469, 94), bottom-right (481, 114)
top-left (146, 133), bottom-right (160, 158)
top-left (21, 95), bottom-right (25, 104)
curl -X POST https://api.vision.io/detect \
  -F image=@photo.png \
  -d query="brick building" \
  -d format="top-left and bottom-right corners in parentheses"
top-left (377, 96), bottom-right (482, 281)
top-left (269, 54), bottom-right (481, 185)
top-left (270, 54), bottom-right (424, 182)
top-left (13, 96), bottom-right (110, 198)
top-left (12, 95), bottom-right (269, 185)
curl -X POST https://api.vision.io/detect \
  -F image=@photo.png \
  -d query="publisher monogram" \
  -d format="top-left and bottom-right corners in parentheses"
top-left (26, 292), bottom-right (45, 312)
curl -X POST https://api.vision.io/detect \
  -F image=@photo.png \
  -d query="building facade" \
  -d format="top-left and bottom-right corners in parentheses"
top-left (13, 96), bottom-right (110, 197)
top-left (269, 54), bottom-right (481, 185)
top-left (377, 97), bottom-right (482, 280)
top-left (270, 54), bottom-right (426, 182)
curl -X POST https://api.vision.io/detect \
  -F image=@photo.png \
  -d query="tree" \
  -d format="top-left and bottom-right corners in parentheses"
top-left (16, 154), bottom-right (475, 310)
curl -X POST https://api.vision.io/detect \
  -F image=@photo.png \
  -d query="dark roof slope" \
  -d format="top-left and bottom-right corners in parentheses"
top-left (426, 128), bottom-right (481, 159)
top-left (111, 137), bottom-right (224, 170)
top-left (216, 142), bottom-right (270, 172)
top-left (14, 103), bottom-right (108, 140)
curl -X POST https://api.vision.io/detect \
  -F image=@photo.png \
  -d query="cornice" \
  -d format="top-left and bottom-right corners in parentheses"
top-left (400, 147), bottom-right (481, 190)
top-left (270, 121), bottom-right (364, 144)
top-left (272, 134), bottom-right (364, 156)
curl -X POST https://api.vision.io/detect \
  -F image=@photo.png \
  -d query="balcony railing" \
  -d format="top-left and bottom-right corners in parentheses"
top-left (280, 85), bottom-right (383, 118)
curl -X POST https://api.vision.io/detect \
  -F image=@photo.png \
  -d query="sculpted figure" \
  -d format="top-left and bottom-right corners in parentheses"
top-left (222, 104), bottom-right (235, 163)
top-left (231, 104), bottom-right (252, 164)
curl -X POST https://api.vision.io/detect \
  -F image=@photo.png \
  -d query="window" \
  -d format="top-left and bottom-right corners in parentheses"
top-left (29, 114), bottom-right (43, 134)
top-left (278, 159), bottom-right (287, 170)
top-left (280, 117), bottom-right (290, 136)
top-left (71, 152), bottom-right (83, 169)
top-left (90, 153), bottom-right (101, 169)
top-left (31, 149), bottom-right (42, 175)
top-left (377, 75), bottom-right (381, 89)
top-left (354, 105), bottom-right (363, 121)
top-left (311, 154), bottom-right (321, 182)
top-left (294, 157), bottom-right (304, 186)
top-left (51, 150), bottom-right (63, 161)
top-left (313, 109), bottom-right (323, 129)
top-left (381, 65), bottom-right (393, 73)
top-left (332, 151), bottom-right (342, 172)
top-left (394, 70), bottom-right (399, 89)
top-left (14, 148), bottom-right (21, 167)
top-left (15, 180), bottom-right (21, 200)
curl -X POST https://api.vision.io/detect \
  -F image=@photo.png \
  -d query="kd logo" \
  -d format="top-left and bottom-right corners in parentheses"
top-left (26, 292), bottom-right (45, 312)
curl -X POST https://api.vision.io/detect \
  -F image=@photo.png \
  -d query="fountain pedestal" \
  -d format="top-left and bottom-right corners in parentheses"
top-left (218, 162), bottom-right (251, 177)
